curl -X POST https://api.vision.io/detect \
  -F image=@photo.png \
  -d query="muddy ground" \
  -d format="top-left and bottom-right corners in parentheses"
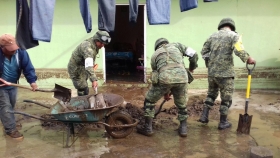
top-left (0, 85), bottom-right (280, 158)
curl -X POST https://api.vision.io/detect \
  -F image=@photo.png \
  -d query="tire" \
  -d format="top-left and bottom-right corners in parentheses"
top-left (105, 111), bottom-right (134, 139)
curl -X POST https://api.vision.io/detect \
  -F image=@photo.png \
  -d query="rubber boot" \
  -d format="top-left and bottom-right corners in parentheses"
top-left (198, 106), bottom-right (210, 123)
top-left (178, 119), bottom-right (187, 137)
top-left (136, 117), bottom-right (154, 136)
top-left (218, 115), bottom-right (232, 130)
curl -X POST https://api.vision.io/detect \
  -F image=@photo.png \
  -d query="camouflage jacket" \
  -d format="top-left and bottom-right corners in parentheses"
top-left (68, 35), bottom-right (100, 82)
top-left (151, 43), bottom-right (198, 84)
top-left (201, 28), bottom-right (250, 77)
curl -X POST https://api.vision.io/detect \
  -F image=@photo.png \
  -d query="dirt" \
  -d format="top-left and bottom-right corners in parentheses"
top-left (36, 90), bottom-right (221, 130)
top-left (2, 86), bottom-right (279, 158)
top-left (18, 86), bottom-right (278, 130)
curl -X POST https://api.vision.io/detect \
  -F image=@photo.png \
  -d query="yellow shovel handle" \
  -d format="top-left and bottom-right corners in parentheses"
top-left (245, 63), bottom-right (255, 99)
top-left (246, 75), bottom-right (251, 99)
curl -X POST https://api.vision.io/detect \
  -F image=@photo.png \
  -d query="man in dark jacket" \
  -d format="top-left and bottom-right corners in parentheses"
top-left (0, 33), bottom-right (38, 140)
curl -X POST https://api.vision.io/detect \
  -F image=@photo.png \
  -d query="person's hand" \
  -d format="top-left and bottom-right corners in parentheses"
top-left (30, 83), bottom-right (38, 91)
top-left (247, 57), bottom-right (256, 65)
top-left (164, 93), bottom-right (172, 101)
top-left (189, 69), bottom-right (194, 73)
top-left (93, 64), bottom-right (98, 71)
top-left (92, 81), bottom-right (98, 89)
top-left (0, 78), bottom-right (12, 87)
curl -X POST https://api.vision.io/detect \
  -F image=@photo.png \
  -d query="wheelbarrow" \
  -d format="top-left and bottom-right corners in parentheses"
top-left (7, 93), bottom-right (139, 147)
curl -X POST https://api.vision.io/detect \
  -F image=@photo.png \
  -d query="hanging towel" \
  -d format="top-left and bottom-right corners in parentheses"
top-left (129, 0), bottom-right (139, 23)
top-left (30, 0), bottom-right (56, 42)
top-left (97, 0), bottom-right (116, 32)
top-left (204, 0), bottom-right (218, 2)
top-left (180, 0), bottom-right (198, 12)
top-left (146, 0), bottom-right (170, 25)
top-left (79, 0), bottom-right (92, 33)
top-left (16, 0), bottom-right (39, 50)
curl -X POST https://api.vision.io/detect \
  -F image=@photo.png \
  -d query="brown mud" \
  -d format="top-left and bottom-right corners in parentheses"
top-left (0, 86), bottom-right (279, 158)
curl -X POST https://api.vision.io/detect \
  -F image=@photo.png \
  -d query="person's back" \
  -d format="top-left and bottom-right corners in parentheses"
top-left (151, 43), bottom-right (188, 84)
top-left (199, 18), bottom-right (256, 130)
top-left (206, 28), bottom-right (239, 77)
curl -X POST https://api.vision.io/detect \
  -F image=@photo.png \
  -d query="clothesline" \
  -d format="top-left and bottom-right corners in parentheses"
top-left (15, 0), bottom-right (218, 50)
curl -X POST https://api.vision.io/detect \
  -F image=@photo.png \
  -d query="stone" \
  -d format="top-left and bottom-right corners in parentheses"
top-left (250, 146), bottom-right (273, 158)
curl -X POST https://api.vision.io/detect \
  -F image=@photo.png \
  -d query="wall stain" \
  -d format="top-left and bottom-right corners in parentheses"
top-left (19, 67), bottom-right (280, 89)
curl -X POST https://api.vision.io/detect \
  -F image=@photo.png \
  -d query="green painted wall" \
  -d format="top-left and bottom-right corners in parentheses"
top-left (1, 0), bottom-right (280, 89)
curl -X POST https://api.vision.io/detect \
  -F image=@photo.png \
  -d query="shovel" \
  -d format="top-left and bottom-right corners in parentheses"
top-left (154, 99), bottom-right (167, 119)
top-left (0, 78), bottom-right (71, 102)
top-left (236, 63), bottom-right (256, 134)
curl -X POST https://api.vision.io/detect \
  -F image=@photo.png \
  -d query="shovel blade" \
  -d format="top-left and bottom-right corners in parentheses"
top-left (54, 84), bottom-right (72, 102)
top-left (236, 113), bottom-right (253, 134)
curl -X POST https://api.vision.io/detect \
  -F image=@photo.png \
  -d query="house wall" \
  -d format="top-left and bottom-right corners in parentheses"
top-left (0, 0), bottom-right (279, 89)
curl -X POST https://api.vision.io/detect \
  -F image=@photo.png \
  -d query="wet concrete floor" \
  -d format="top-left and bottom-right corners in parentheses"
top-left (0, 86), bottom-right (279, 158)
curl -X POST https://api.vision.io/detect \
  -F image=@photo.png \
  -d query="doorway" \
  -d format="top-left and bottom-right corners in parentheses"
top-left (104, 4), bottom-right (146, 83)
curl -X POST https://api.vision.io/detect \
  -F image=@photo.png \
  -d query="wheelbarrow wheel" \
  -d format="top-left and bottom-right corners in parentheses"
top-left (105, 111), bottom-right (134, 139)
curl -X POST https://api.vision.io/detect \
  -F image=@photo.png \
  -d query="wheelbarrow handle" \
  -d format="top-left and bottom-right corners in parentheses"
top-left (23, 99), bottom-right (51, 109)
top-left (101, 119), bottom-right (139, 128)
top-left (6, 110), bottom-right (58, 122)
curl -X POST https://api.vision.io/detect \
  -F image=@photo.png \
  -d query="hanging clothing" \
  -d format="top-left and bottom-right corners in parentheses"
top-left (30, 0), bottom-right (56, 42)
top-left (180, 0), bottom-right (198, 12)
top-left (79, 0), bottom-right (92, 33)
top-left (204, 0), bottom-right (218, 2)
top-left (16, 0), bottom-right (39, 49)
top-left (97, 0), bottom-right (116, 32)
top-left (129, 0), bottom-right (139, 23)
top-left (146, 0), bottom-right (170, 25)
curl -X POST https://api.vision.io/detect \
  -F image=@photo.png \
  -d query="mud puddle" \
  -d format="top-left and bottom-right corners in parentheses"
top-left (0, 87), bottom-right (279, 157)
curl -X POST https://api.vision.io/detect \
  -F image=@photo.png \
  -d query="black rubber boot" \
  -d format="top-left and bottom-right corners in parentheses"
top-left (136, 117), bottom-right (154, 136)
top-left (178, 119), bottom-right (187, 137)
top-left (198, 106), bottom-right (210, 123)
top-left (218, 115), bottom-right (232, 130)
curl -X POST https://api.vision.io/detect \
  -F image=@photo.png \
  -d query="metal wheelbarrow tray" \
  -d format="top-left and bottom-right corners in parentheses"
top-left (8, 93), bottom-right (139, 147)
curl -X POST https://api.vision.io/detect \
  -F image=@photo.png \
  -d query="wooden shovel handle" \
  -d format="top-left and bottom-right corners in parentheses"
top-left (9, 83), bottom-right (55, 92)
top-left (9, 83), bottom-right (32, 90)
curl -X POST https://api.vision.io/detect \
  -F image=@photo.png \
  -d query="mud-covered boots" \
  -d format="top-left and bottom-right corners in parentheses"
top-left (218, 115), bottom-right (232, 130)
top-left (136, 117), bottom-right (154, 136)
top-left (178, 119), bottom-right (187, 137)
top-left (198, 106), bottom-right (210, 123)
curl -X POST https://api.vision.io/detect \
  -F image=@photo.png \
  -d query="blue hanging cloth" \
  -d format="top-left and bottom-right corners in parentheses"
top-left (79, 0), bottom-right (92, 33)
top-left (180, 0), bottom-right (198, 12)
top-left (16, 0), bottom-right (39, 49)
top-left (129, 0), bottom-right (139, 23)
top-left (98, 0), bottom-right (116, 32)
top-left (30, 0), bottom-right (56, 42)
top-left (146, 0), bottom-right (170, 25)
top-left (204, 0), bottom-right (218, 2)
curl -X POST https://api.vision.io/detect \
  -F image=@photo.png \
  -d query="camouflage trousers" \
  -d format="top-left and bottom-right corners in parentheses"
top-left (204, 77), bottom-right (234, 115)
top-left (145, 83), bottom-right (188, 121)
top-left (68, 62), bottom-right (89, 90)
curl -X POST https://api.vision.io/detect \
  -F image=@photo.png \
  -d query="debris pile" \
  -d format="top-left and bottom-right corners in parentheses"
top-left (39, 94), bottom-right (221, 128)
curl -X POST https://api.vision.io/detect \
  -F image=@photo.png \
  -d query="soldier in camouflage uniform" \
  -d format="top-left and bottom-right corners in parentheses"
top-left (137, 38), bottom-right (198, 137)
top-left (198, 18), bottom-right (256, 130)
top-left (67, 31), bottom-right (111, 96)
